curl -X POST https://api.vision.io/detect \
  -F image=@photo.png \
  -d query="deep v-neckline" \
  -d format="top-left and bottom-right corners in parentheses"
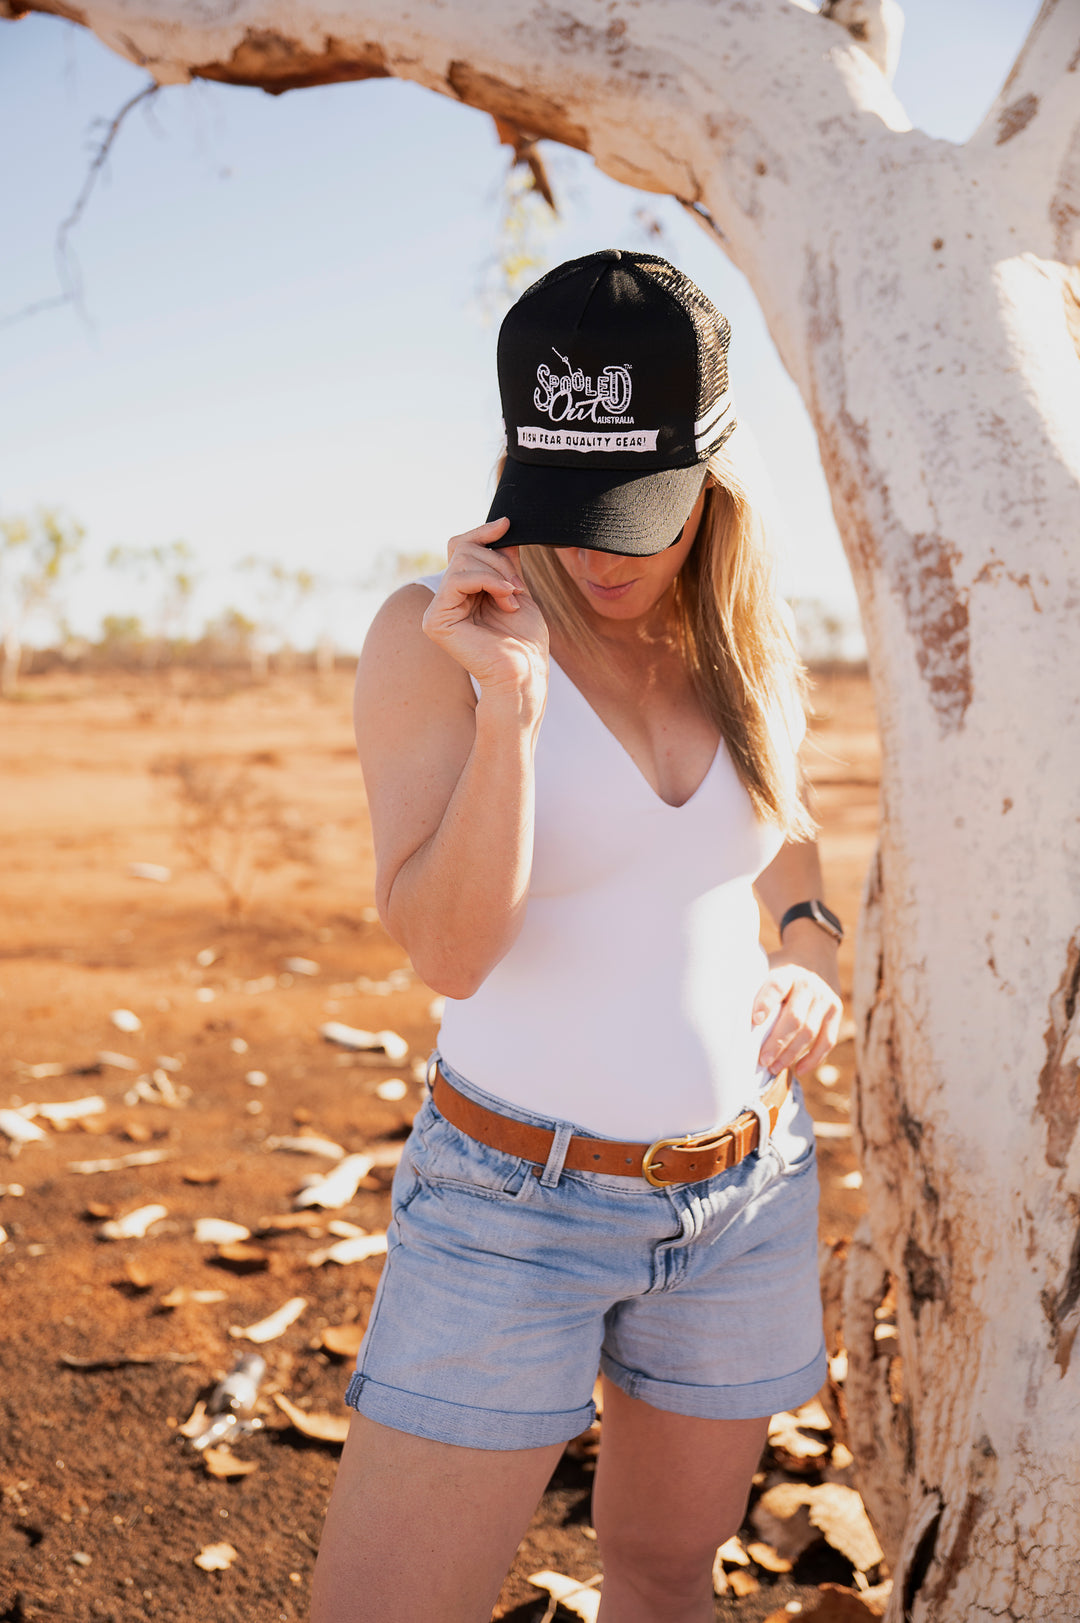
top-left (548, 655), bottom-right (722, 811)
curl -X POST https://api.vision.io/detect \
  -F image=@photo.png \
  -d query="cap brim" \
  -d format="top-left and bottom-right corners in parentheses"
top-left (485, 458), bottom-right (707, 556)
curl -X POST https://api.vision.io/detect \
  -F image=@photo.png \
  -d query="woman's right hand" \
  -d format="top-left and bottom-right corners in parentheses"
top-left (421, 518), bottom-right (549, 710)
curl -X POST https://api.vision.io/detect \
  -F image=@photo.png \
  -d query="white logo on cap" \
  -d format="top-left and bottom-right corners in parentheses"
top-left (534, 350), bottom-right (633, 425)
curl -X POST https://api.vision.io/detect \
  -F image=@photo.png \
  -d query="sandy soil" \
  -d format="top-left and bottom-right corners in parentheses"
top-left (0, 663), bottom-right (880, 1623)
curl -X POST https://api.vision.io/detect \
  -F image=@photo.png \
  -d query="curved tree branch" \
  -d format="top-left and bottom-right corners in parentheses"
top-left (967, 0), bottom-right (1080, 262)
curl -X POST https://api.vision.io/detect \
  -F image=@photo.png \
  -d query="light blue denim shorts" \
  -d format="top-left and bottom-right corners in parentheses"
top-left (345, 1055), bottom-right (826, 1450)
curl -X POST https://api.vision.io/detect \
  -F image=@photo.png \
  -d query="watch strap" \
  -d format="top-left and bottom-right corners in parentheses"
top-left (779, 899), bottom-right (843, 944)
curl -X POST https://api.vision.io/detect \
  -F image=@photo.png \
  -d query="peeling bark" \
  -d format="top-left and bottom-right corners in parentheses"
top-left (194, 30), bottom-right (391, 94)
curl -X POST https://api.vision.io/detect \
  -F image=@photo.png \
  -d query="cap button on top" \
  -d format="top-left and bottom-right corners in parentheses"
top-left (596, 248), bottom-right (622, 261)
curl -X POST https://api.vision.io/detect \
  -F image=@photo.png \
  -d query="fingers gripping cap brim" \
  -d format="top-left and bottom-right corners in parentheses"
top-left (485, 459), bottom-right (708, 557)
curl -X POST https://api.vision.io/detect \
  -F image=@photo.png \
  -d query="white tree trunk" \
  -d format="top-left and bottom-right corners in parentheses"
top-left (9, 1), bottom-right (1080, 1612)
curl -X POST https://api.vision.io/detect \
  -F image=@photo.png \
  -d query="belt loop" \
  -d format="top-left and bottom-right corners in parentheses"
top-left (539, 1120), bottom-right (574, 1187)
top-left (748, 1091), bottom-right (773, 1155)
top-left (425, 1052), bottom-right (439, 1096)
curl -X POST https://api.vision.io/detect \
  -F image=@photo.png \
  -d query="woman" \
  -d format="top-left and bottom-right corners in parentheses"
top-left (311, 250), bottom-right (843, 1623)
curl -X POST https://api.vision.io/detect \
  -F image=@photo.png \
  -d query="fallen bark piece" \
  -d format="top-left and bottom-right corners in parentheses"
top-left (294, 1154), bottom-right (375, 1210)
top-left (27, 1097), bottom-right (105, 1123)
top-left (257, 1212), bottom-right (325, 1234)
top-left (97, 1051), bottom-right (139, 1071)
top-left (751, 1483), bottom-right (819, 1562)
top-left (711, 1551), bottom-right (729, 1594)
top-left (273, 1391), bottom-right (350, 1443)
top-left (802, 1485), bottom-right (884, 1573)
top-left (0, 1225), bottom-right (7, 1249)
top-left (178, 1400), bottom-right (209, 1438)
top-left (308, 1232), bottom-right (388, 1267)
top-left (320, 1022), bottom-right (409, 1062)
top-left (801, 1584), bottom-right (882, 1620)
top-left (320, 1322), bottom-right (365, 1358)
top-left (282, 956), bottom-right (319, 975)
top-left (216, 1241), bottom-right (270, 1269)
top-left (160, 1287), bottom-right (228, 1308)
top-left (327, 1219), bottom-right (367, 1238)
top-left (125, 1070), bottom-right (189, 1109)
top-left (768, 1408), bottom-right (830, 1461)
top-left (728, 1568), bottom-right (760, 1597)
top-left (68, 1149), bottom-right (170, 1174)
top-left (109, 1009), bottom-right (142, 1034)
top-left (0, 1184), bottom-right (23, 1197)
top-left (229, 1296), bottom-right (307, 1343)
top-left (181, 1167), bottom-right (220, 1185)
top-left (812, 1121), bottom-right (853, 1139)
top-left (194, 1542), bottom-right (237, 1572)
top-left (746, 1540), bottom-right (793, 1573)
top-left (267, 1134), bottom-right (345, 1160)
top-left (128, 862), bottom-right (171, 882)
top-left (793, 1397), bottom-right (832, 1430)
top-left (715, 1536), bottom-right (751, 1567)
top-left (194, 1218), bottom-right (251, 1245)
top-left (123, 1258), bottom-right (153, 1290)
top-left (14, 1061), bottom-right (67, 1079)
top-left (0, 1110), bottom-right (49, 1146)
top-left (201, 1446), bottom-right (258, 1479)
top-left (527, 1571), bottom-right (602, 1622)
top-left (375, 1078), bottom-right (408, 1101)
top-left (368, 1142), bottom-right (405, 1169)
top-left (98, 1203), bottom-right (168, 1240)
top-left (62, 1352), bottom-right (197, 1370)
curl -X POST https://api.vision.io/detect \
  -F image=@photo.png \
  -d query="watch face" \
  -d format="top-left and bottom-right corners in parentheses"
top-left (810, 901), bottom-right (843, 939)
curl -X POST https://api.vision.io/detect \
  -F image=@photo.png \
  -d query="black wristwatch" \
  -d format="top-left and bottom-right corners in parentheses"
top-left (779, 900), bottom-right (844, 944)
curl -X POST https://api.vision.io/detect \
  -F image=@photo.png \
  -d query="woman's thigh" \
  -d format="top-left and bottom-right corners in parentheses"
top-left (310, 1413), bottom-right (563, 1623)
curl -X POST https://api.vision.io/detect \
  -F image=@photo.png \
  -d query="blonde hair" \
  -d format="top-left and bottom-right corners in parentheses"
top-left (515, 445), bottom-right (814, 841)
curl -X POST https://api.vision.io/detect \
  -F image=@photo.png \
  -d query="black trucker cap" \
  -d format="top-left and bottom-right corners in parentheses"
top-left (486, 249), bottom-right (737, 556)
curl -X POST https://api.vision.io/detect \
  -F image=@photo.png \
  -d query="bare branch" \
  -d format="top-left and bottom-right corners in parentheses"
top-left (0, 78), bottom-right (159, 329)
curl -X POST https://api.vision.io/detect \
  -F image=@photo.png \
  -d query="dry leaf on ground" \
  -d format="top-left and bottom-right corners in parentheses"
top-left (34, 1096), bottom-right (107, 1125)
top-left (194, 1542), bottom-right (237, 1572)
top-left (768, 1409), bottom-right (830, 1461)
top-left (746, 1540), bottom-right (793, 1573)
top-left (69, 1150), bottom-right (170, 1174)
top-left (98, 1204), bottom-right (168, 1240)
top-left (754, 1482), bottom-right (884, 1573)
top-left (194, 1218), bottom-right (251, 1245)
top-left (801, 1582), bottom-right (883, 1620)
top-left (527, 1570), bottom-right (601, 1622)
top-left (229, 1296), bottom-right (307, 1344)
top-left (160, 1287), bottom-right (227, 1308)
top-left (728, 1568), bottom-right (759, 1597)
top-left (201, 1446), bottom-right (258, 1479)
top-left (307, 1232), bottom-right (388, 1266)
top-left (294, 1154), bottom-right (374, 1210)
top-left (716, 1536), bottom-right (750, 1567)
top-left (803, 1485), bottom-right (884, 1572)
top-left (320, 1323), bottom-right (365, 1358)
top-left (751, 1483), bottom-right (819, 1562)
top-left (273, 1392), bottom-right (349, 1443)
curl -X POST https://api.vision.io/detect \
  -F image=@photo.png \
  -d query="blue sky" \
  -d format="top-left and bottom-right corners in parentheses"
top-left (0, 1), bottom-right (1040, 651)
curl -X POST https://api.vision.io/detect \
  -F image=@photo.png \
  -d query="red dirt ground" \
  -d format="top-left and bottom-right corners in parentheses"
top-left (0, 664), bottom-right (879, 1622)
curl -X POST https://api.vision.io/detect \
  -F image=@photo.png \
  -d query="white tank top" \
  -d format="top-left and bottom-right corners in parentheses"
top-left (414, 575), bottom-right (802, 1141)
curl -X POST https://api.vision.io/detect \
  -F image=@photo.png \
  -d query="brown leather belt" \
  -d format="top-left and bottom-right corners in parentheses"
top-left (431, 1065), bottom-right (790, 1189)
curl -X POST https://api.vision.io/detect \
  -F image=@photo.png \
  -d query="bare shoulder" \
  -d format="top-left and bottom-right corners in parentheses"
top-left (355, 583), bottom-right (474, 727)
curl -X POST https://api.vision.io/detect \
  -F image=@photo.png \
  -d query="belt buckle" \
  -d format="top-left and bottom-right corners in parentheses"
top-left (642, 1126), bottom-right (735, 1188)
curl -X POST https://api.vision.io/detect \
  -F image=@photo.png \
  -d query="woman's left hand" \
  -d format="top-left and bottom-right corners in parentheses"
top-left (752, 956), bottom-right (843, 1078)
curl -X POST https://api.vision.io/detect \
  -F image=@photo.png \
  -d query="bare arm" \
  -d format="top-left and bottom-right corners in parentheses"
top-left (751, 835), bottom-right (843, 1078)
top-left (354, 521), bottom-right (549, 998)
